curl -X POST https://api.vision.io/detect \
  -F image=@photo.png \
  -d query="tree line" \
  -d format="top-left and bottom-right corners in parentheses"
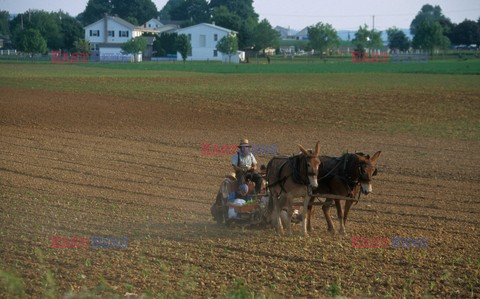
top-left (0, 1), bottom-right (478, 57)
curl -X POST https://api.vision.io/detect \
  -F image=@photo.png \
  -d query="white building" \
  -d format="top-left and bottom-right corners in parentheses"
top-left (84, 15), bottom-right (165, 62)
top-left (295, 27), bottom-right (309, 40)
top-left (143, 18), bottom-right (163, 29)
top-left (175, 23), bottom-right (244, 63)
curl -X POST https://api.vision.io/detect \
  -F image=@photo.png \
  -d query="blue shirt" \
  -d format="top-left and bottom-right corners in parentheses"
top-left (227, 191), bottom-right (252, 203)
top-left (231, 151), bottom-right (257, 168)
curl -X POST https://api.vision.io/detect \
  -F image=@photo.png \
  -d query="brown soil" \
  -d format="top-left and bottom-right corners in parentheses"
top-left (0, 86), bottom-right (479, 298)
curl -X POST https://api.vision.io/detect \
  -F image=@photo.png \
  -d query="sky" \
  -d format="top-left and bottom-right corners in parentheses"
top-left (1, 0), bottom-right (479, 31)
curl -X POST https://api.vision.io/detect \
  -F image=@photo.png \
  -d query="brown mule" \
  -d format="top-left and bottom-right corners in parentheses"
top-left (306, 151), bottom-right (381, 235)
top-left (266, 142), bottom-right (321, 236)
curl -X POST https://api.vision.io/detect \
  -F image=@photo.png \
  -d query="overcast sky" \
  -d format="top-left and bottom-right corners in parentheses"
top-left (1, 0), bottom-right (479, 30)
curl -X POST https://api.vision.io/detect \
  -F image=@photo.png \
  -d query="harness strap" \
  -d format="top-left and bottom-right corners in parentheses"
top-left (267, 159), bottom-right (290, 195)
top-left (317, 159), bottom-right (343, 181)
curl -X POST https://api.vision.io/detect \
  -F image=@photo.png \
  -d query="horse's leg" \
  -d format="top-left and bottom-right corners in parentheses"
top-left (343, 199), bottom-right (355, 228)
top-left (322, 198), bottom-right (335, 234)
top-left (307, 197), bottom-right (314, 232)
top-left (343, 186), bottom-right (359, 234)
top-left (301, 195), bottom-right (310, 236)
top-left (281, 202), bottom-right (292, 236)
top-left (273, 193), bottom-right (284, 235)
top-left (335, 199), bottom-right (346, 235)
top-left (280, 194), bottom-right (291, 236)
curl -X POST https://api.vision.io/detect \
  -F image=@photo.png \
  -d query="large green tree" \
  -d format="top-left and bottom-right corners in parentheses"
top-left (10, 10), bottom-right (82, 51)
top-left (410, 4), bottom-right (453, 38)
top-left (352, 25), bottom-right (383, 53)
top-left (216, 34), bottom-right (238, 62)
top-left (451, 19), bottom-right (480, 45)
top-left (77, 0), bottom-right (113, 25)
top-left (121, 36), bottom-right (147, 61)
top-left (307, 22), bottom-right (340, 56)
top-left (16, 28), bottom-right (47, 59)
top-left (209, 0), bottom-right (257, 49)
top-left (58, 11), bottom-right (84, 51)
top-left (165, 0), bottom-right (210, 23)
top-left (252, 19), bottom-right (279, 52)
top-left (159, 0), bottom-right (184, 21)
top-left (209, 0), bottom-right (258, 20)
top-left (386, 27), bottom-right (410, 51)
top-left (0, 11), bottom-right (10, 36)
top-left (79, 0), bottom-right (157, 25)
top-left (10, 10), bottom-right (63, 49)
top-left (74, 38), bottom-right (91, 54)
top-left (412, 21), bottom-right (449, 54)
top-left (113, 0), bottom-right (158, 25)
top-left (175, 34), bottom-right (191, 62)
top-left (211, 6), bottom-right (242, 32)
top-left (153, 32), bottom-right (178, 56)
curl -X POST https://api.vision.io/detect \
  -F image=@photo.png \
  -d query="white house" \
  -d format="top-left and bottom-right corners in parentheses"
top-left (295, 27), bottom-right (309, 40)
top-left (85, 15), bottom-right (166, 62)
top-left (143, 18), bottom-right (163, 29)
top-left (175, 23), bottom-right (244, 63)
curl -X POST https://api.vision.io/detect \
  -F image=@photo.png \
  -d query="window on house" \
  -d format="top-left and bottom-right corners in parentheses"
top-left (108, 30), bottom-right (114, 37)
top-left (90, 30), bottom-right (100, 37)
top-left (213, 50), bottom-right (218, 57)
top-left (119, 31), bottom-right (129, 37)
top-left (199, 35), bottom-right (206, 47)
top-left (214, 34), bottom-right (218, 41)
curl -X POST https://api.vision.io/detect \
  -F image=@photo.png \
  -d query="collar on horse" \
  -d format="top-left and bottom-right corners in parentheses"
top-left (339, 154), bottom-right (363, 201)
top-left (267, 154), bottom-right (313, 195)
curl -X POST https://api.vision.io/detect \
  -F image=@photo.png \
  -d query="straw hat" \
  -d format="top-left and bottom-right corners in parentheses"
top-left (225, 172), bottom-right (236, 181)
top-left (239, 138), bottom-right (252, 147)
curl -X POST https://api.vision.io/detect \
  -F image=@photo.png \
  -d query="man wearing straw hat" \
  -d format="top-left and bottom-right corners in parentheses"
top-left (231, 138), bottom-right (263, 194)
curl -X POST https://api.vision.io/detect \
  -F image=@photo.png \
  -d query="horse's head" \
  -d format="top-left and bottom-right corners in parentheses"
top-left (298, 142), bottom-right (321, 188)
top-left (355, 151), bottom-right (381, 195)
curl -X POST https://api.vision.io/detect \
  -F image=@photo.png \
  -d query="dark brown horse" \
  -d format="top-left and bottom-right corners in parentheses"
top-left (306, 151), bottom-right (381, 235)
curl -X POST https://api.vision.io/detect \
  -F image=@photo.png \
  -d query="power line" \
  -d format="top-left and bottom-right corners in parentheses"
top-left (259, 8), bottom-right (480, 19)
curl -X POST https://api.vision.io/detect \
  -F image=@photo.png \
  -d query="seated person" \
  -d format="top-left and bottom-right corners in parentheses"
top-left (259, 164), bottom-right (267, 178)
top-left (226, 184), bottom-right (252, 219)
top-left (231, 138), bottom-right (263, 194)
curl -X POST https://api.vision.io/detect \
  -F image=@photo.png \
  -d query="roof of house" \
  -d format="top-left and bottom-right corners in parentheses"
top-left (146, 18), bottom-right (163, 25)
top-left (160, 20), bottom-right (186, 26)
top-left (296, 27), bottom-right (309, 37)
top-left (176, 23), bottom-right (237, 34)
top-left (85, 15), bottom-right (135, 30)
top-left (156, 24), bottom-right (179, 34)
top-left (274, 26), bottom-right (297, 37)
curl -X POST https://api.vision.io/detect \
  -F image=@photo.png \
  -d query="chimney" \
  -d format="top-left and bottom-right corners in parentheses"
top-left (104, 14), bottom-right (108, 43)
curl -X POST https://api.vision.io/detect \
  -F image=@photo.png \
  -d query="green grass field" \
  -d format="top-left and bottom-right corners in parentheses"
top-left (77, 58), bottom-right (480, 74)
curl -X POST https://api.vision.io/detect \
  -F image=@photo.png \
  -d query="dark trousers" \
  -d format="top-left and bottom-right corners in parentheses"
top-left (236, 171), bottom-right (263, 193)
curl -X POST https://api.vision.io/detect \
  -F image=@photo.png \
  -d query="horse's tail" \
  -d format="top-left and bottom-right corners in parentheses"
top-left (267, 192), bottom-right (274, 214)
top-left (266, 158), bottom-right (274, 184)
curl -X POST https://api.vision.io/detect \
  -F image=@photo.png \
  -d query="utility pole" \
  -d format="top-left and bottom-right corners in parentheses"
top-left (372, 15), bottom-right (375, 31)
